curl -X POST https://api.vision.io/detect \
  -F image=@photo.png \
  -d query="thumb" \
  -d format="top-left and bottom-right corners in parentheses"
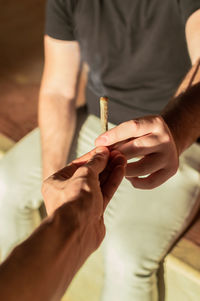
top-left (84, 147), bottom-right (110, 175)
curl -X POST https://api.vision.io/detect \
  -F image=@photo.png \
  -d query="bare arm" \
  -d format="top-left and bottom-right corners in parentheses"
top-left (39, 36), bottom-right (80, 181)
top-left (0, 148), bottom-right (125, 301)
top-left (162, 9), bottom-right (200, 154)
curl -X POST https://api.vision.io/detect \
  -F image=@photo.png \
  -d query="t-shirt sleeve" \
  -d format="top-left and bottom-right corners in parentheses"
top-left (178, 0), bottom-right (200, 24)
top-left (45, 0), bottom-right (75, 40)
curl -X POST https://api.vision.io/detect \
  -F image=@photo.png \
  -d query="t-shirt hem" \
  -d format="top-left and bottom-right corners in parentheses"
top-left (45, 32), bottom-right (76, 41)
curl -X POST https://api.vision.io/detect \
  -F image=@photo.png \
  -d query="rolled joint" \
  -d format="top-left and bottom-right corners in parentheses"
top-left (100, 97), bottom-right (108, 133)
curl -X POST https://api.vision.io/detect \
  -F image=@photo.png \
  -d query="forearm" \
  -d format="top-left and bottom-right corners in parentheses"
top-left (39, 92), bottom-right (76, 180)
top-left (0, 201), bottom-right (90, 301)
top-left (162, 58), bottom-right (200, 154)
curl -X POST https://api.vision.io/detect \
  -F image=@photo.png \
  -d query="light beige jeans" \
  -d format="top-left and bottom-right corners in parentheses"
top-left (0, 111), bottom-right (200, 301)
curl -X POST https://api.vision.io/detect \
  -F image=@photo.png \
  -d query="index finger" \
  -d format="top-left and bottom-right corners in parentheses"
top-left (75, 147), bottom-right (110, 177)
top-left (72, 147), bottom-right (107, 165)
top-left (50, 148), bottom-right (108, 181)
top-left (50, 163), bottom-right (78, 181)
top-left (95, 118), bottom-right (155, 147)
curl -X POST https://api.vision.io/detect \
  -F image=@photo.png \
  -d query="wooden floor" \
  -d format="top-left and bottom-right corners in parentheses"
top-left (0, 0), bottom-right (45, 141)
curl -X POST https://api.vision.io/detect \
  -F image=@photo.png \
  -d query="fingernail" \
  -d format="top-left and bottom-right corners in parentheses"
top-left (95, 147), bottom-right (108, 154)
top-left (96, 136), bottom-right (108, 145)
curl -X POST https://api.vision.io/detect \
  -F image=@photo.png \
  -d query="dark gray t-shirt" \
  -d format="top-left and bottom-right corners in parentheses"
top-left (45, 0), bottom-right (200, 124)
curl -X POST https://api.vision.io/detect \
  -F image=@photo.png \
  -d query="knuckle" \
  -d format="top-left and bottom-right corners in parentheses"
top-left (82, 184), bottom-right (93, 197)
top-left (164, 134), bottom-right (171, 144)
top-left (130, 179), bottom-right (142, 189)
top-left (80, 166), bottom-right (94, 177)
top-left (155, 115), bottom-right (163, 125)
top-left (86, 165), bottom-right (95, 177)
top-left (80, 166), bottom-right (89, 175)
top-left (60, 190), bottom-right (68, 203)
top-left (130, 119), bottom-right (140, 132)
top-left (78, 179), bottom-right (93, 196)
top-left (93, 154), bottom-right (104, 165)
top-left (119, 120), bottom-right (140, 136)
top-left (132, 138), bottom-right (141, 149)
top-left (70, 179), bottom-right (93, 203)
top-left (144, 177), bottom-right (157, 189)
top-left (159, 134), bottom-right (171, 147)
top-left (138, 176), bottom-right (158, 190)
top-left (153, 115), bottom-right (165, 132)
top-left (110, 127), bottom-right (120, 142)
top-left (131, 181), bottom-right (140, 189)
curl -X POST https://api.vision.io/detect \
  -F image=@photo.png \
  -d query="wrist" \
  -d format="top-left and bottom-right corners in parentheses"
top-left (161, 110), bottom-right (184, 155)
top-left (52, 200), bottom-right (94, 269)
top-left (42, 161), bottom-right (67, 180)
top-left (162, 83), bottom-right (200, 154)
top-left (54, 195), bottom-right (92, 229)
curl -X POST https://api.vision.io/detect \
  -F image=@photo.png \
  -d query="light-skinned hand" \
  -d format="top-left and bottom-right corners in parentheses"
top-left (95, 116), bottom-right (179, 189)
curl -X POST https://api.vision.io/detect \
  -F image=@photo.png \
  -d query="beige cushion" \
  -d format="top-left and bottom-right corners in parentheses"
top-left (165, 238), bottom-right (200, 301)
top-left (0, 133), bottom-right (15, 159)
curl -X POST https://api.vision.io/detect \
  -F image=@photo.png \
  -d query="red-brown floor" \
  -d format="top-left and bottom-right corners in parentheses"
top-left (0, 0), bottom-right (45, 141)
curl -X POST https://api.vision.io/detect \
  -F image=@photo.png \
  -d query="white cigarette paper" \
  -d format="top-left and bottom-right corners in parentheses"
top-left (100, 97), bottom-right (108, 133)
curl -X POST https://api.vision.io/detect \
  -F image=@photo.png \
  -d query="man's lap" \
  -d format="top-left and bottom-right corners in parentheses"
top-left (0, 112), bottom-right (200, 264)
